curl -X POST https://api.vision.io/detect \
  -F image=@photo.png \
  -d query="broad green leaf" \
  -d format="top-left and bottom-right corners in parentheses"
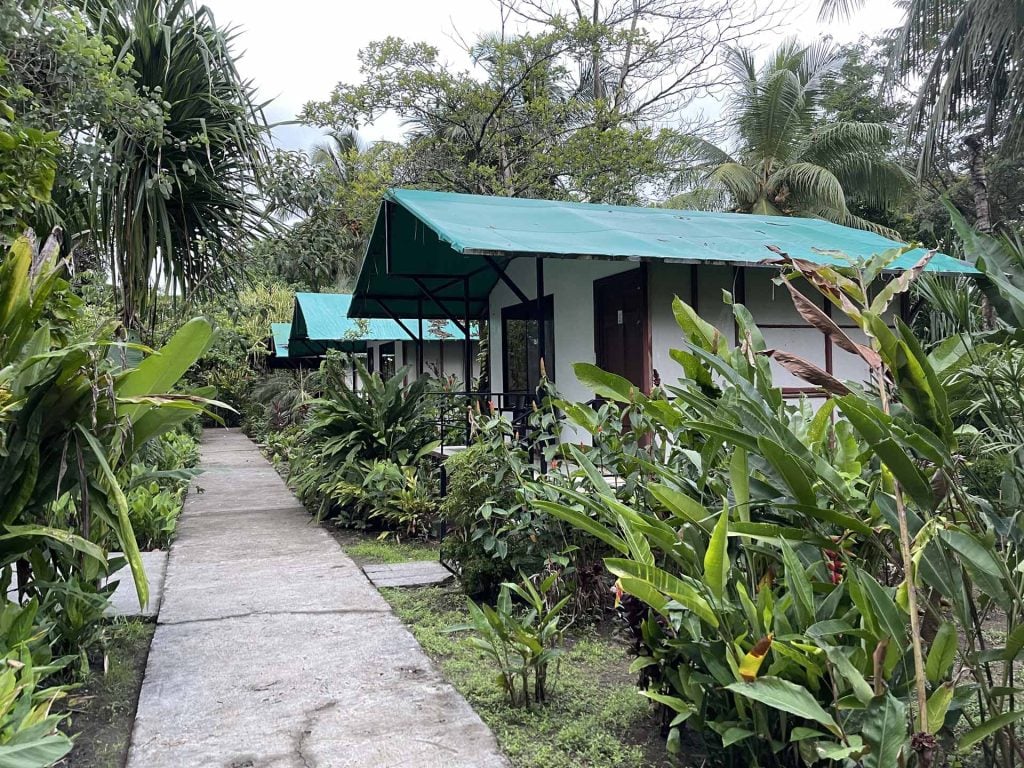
top-left (926, 683), bottom-right (954, 734)
top-left (0, 734), bottom-right (73, 767)
top-left (704, 504), bottom-right (729, 602)
top-left (757, 436), bottom-right (816, 506)
top-left (116, 317), bottom-right (215, 425)
top-left (837, 397), bottom-right (934, 510)
top-left (854, 569), bottom-right (906, 645)
top-left (725, 677), bottom-right (840, 736)
top-left (821, 645), bottom-right (874, 705)
top-left (572, 362), bottom-right (636, 403)
top-left (77, 427), bottom-right (148, 608)
top-left (730, 449), bottom-right (750, 520)
top-left (649, 484), bottom-right (712, 532)
top-left (958, 709), bottom-right (1024, 752)
top-left (672, 296), bottom-right (725, 353)
top-left (780, 538), bottom-right (815, 626)
top-left (862, 693), bottom-right (908, 768)
top-left (533, 501), bottom-right (628, 554)
top-left (925, 622), bottom-right (957, 684)
top-left (605, 558), bottom-right (718, 627)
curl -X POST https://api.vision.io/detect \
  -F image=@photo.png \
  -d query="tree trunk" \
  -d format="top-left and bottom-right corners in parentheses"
top-left (965, 133), bottom-right (996, 328)
top-left (964, 133), bottom-right (992, 233)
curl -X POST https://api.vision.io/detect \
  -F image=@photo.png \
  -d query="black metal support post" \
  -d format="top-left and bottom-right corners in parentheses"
top-left (463, 277), bottom-right (472, 446)
top-left (417, 302), bottom-right (424, 376)
top-left (535, 257), bottom-right (546, 378)
top-left (535, 257), bottom-right (547, 474)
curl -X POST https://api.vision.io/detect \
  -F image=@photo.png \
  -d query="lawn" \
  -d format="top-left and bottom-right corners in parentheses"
top-left (332, 529), bottom-right (440, 564)
top-left (381, 584), bottom-right (686, 768)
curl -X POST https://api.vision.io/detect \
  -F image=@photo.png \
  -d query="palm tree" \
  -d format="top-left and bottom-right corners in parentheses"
top-left (676, 41), bottom-right (910, 235)
top-left (310, 129), bottom-right (362, 185)
top-left (80, 0), bottom-right (268, 329)
top-left (821, 0), bottom-right (1024, 231)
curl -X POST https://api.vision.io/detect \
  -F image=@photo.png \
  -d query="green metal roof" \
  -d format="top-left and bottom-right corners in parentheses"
top-left (287, 292), bottom-right (469, 358)
top-left (270, 322), bottom-right (291, 357)
top-left (349, 188), bottom-right (980, 319)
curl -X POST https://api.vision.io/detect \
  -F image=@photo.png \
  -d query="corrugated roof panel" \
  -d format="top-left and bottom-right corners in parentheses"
top-left (387, 188), bottom-right (978, 274)
top-left (292, 293), bottom-right (469, 343)
top-left (270, 322), bottom-right (291, 357)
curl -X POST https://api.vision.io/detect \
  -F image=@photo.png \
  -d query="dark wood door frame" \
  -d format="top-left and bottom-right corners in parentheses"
top-left (593, 265), bottom-right (652, 395)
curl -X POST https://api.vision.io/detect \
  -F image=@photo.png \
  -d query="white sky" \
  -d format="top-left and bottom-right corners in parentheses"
top-left (205, 0), bottom-right (905, 152)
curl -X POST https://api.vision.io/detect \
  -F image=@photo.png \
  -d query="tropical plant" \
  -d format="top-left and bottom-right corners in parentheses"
top-left (537, 248), bottom-right (1024, 766)
top-left (450, 572), bottom-right (569, 707)
top-left (0, 66), bottom-right (59, 237)
top-left (289, 362), bottom-right (438, 520)
top-left (821, 0), bottom-right (1024, 201)
top-left (0, 601), bottom-right (73, 766)
top-left (81, 0), bottom-right (269, 328)
top-left (675, 40), bottom-right (909, 235)
top-left (0, 230), bottom-right (222, 652)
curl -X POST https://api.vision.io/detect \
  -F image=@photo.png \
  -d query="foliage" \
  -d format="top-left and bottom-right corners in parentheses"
top-left (0, 231), bottom-right (220, 676)
top-left (450, 573), bottom-right (569, 707)
top-left (535, 247), bottom-right (1024, 766)
top-left (188, 279), bottom-right (294, 427)
top-left (384, 584), bottom-right (676, 768)
top-left (302, 0), bottom-right (777, 204)
top-left (823, 0), bottom-right (1024, 174)
top-left (439, 405), bottom-right (608, 611)
top-left (674, 39), bottom-right (909, 234)
top-left (0, 602), bottom-right (73, 767)
top-left (82, 0), bottom-right (269, 328)
top-left (0, 2), bottom-right (149, 242)
top-left (0, 65), bottom-right (59, 237)
top-left (325, 459), bottom-right (438, 536)
top-left (289, 362), bottom-right (438, 524)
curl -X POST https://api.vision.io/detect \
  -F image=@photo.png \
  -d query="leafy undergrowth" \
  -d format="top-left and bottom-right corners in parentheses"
top-left (381, 585), bottom-right (686, 768)
top-left (61, 620), bottom-right (155, 768)
top-left (334, 530), bottom-right (440, 564)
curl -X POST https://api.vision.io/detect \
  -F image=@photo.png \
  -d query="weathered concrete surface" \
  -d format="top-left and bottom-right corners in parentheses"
top-left (104, 550), bottom-right (168, 618)
top-left (127, 428), bottom-right (507, 768)
top-left (364, 561), bottom-right (454, 589)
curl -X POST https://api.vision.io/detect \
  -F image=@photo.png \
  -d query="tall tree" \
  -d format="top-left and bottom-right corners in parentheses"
top-left (820, 0), bottom-right (1024, 232)
top-left (80, 0), bottom-right (269, 330)
top-left (674, 41), bottom-right (910, 235)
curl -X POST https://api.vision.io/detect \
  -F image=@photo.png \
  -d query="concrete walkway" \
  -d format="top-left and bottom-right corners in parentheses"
top-left (127, 428), bottom-right (508, 768)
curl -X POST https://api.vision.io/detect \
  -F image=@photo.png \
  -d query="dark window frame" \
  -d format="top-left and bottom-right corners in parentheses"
top-left (501, 294), bottom-right (555, 394)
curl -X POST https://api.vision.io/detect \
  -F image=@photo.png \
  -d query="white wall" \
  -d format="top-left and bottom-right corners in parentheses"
top-left (488, 259), bottom-right (884, 413)
top-left (364, 339), bottom-right (479, 386)
top-left (487, 256), bottom-right (638, 404)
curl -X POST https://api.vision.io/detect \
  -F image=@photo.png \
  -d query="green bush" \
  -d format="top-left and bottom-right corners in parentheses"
top-left (290, 361), bottom-right (438, 524)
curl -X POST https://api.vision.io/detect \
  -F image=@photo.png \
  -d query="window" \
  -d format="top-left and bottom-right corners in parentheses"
top-left (379, 342), bottom-right (396, 379)
top-left (502, 296), bottom-right (554, 393)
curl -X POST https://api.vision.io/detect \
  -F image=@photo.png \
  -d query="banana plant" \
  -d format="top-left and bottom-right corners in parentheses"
top-left (0, 232), bottom-right (224, 610)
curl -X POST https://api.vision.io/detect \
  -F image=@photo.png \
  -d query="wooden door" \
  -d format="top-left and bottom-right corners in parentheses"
top-left (594, 267), bottom-right (649, 391)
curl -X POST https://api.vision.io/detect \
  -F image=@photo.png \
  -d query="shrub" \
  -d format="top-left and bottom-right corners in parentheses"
top-left (540, 250), bottom-right (1024, 766)
top-left (450, 572), bottom-right (569, 706)
top-left (290, 361), bottom-right (438, 524)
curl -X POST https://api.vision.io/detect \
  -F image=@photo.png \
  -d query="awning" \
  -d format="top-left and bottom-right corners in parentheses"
top-left (288, 292), bottom-right (469, 358)
top-left (270, 322), bottom-right (291, 357)
top-left (348, 188), bottom-right (980, 319)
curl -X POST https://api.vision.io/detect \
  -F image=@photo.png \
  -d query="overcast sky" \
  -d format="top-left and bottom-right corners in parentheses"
top-left (204, 0), bottom-right (905, 152)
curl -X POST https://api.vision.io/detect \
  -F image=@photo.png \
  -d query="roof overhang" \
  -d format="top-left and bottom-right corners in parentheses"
top-left (349, 189), bottom-right (980, 320)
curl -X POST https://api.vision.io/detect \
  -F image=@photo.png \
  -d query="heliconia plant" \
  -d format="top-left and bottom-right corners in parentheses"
top-left (536, 247), bottom-right (1024, 767)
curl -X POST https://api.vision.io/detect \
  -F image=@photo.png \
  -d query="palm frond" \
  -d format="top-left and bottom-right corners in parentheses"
top-left (767, 162), bottom-right (847, 214)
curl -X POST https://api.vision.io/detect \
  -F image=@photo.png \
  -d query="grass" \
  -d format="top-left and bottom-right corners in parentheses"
top-left (61, 620), bottom-right (155, 768)
top-left (381, 584), bottom-right (681, 768)
top-left (334, 530), bottom-right (440, 564)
